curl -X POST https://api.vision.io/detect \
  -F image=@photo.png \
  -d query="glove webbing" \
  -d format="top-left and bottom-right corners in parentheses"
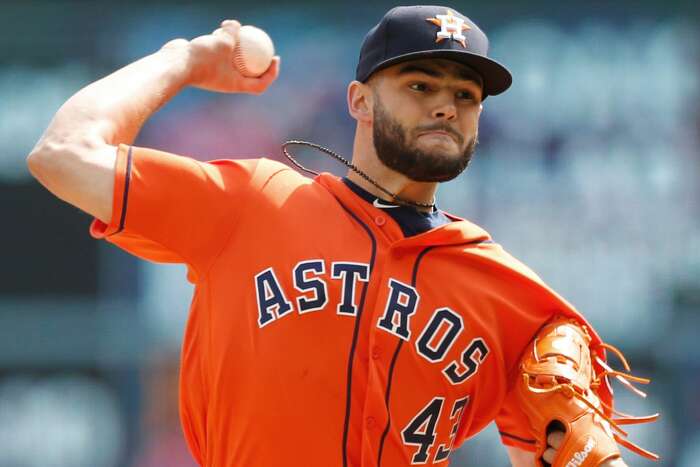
top-left (522, 331), bottom-right (660, 462)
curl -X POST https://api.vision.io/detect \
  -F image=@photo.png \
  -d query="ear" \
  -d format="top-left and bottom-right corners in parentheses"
top-left (347, 80), bottom-right (373, 123)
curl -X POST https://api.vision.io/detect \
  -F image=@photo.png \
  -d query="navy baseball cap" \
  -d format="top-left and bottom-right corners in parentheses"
top-left (356, 5), bottom-right (512, 97)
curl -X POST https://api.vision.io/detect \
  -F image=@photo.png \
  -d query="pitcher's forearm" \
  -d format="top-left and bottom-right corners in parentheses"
top-left (26, 45), bottom-right (192, 223)
top-left (37, 46), bottom-right (191, 149)
top-left (26, 21), bottom-right (278, 224)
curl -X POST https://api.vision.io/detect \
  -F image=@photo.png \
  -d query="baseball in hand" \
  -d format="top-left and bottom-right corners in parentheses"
top-left (234, 25), bottom-right (275, 77)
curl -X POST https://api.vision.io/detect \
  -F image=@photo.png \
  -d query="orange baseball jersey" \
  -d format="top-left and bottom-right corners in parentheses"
top-left (90, 144), bottom-right (611, 466)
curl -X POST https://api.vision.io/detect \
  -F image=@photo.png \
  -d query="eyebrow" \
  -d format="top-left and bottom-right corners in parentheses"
top-left (397, 63), bottom-right (483, 86)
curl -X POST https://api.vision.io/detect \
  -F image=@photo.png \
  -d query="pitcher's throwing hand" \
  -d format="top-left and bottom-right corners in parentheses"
top-left (162, 19), bottom-right (280, 94)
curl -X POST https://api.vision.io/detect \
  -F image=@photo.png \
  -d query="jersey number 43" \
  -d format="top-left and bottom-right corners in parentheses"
top-left (402, 396), bottom-right (470, 464)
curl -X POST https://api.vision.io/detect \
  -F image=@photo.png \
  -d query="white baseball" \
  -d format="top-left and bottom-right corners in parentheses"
top-left (233, 25), bottom-right (275, 77)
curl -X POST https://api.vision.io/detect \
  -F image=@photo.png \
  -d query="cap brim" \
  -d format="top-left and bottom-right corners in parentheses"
top-left (359, 49), bottom-right (512, 97)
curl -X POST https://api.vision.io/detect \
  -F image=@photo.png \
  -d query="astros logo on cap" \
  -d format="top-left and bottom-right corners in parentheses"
top-left (426, 9), bottom-right (470, 48)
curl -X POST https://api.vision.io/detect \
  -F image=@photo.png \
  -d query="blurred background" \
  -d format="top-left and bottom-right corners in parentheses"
top-left (1, 0), bottom-right (698, 466)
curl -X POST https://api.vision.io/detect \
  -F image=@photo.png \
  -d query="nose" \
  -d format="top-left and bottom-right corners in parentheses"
top-left (431, 101), bottom-right (457, 121)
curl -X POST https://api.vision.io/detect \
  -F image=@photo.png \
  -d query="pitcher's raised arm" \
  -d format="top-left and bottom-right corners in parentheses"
top-left (26, 20), bottom-right (279, 223)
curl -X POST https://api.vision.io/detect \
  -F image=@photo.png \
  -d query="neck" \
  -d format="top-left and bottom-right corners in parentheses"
top-left (349, 125), bottom-right (438, 213)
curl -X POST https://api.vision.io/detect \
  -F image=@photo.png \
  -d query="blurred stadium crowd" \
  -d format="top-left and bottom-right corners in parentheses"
top-left (0, 1), bottom-right (698, 466)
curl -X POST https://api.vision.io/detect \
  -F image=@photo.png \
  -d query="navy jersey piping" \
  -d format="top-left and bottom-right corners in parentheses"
top-left (376, 237), bottom-right (493, 465)
top-left (376, 340), bottom-right (404, 465)
top-left (499, 431), bottom-right (536, 445)
top-left (377, 245), bottom-right (437, 465)
top-left (336, 198), bottom-right (378, 467)
top-left (110, 145), bottom-right (133, 236)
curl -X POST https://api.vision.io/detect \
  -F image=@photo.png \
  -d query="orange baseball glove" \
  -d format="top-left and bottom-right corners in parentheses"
top-left (515, 317), bottom-right (659, 466)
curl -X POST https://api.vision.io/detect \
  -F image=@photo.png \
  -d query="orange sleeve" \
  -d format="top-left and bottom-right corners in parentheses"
top-left (495, 388), bottom-right (538, 452)
top-left (90, 144), bottom-right (291, 280)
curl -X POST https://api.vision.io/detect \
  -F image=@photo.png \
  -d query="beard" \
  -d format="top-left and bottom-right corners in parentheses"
top-left (372, 98), bottom-right (477, 183)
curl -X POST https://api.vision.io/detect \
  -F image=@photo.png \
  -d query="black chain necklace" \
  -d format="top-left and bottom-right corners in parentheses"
top-left (281, 140), bottom-right (436, 210)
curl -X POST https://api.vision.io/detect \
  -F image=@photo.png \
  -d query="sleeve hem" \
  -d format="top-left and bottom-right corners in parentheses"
top-left (500, 431), bottom-right (538, 452)
top-left (90, 144), bottom-right (132, 239)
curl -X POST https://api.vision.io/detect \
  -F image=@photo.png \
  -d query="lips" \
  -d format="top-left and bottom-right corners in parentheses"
top-left (418, 130), bottom-right (458, 142)
top-left (420, 130), bottom-right (451, 137)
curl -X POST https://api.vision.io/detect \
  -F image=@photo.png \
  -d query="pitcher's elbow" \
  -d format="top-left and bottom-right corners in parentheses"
top-left (26, 140), bottom-right (68, 186)
top-left (26, 147), bottom-right (47, 181)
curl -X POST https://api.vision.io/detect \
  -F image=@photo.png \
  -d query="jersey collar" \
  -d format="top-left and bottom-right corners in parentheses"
top-left (316, 173), bottom-right (492, 248)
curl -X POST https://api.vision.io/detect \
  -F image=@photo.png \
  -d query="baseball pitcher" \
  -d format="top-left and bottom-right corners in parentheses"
top-left (27, 5), bottom-right (657, 467)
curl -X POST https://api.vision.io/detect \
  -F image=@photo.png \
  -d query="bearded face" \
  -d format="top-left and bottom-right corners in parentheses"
top-left (372, 94), bottom-right (477, 183)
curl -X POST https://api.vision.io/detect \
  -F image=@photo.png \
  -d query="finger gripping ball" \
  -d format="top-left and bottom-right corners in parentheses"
top-left (234, 25), bottom-right (275, 77)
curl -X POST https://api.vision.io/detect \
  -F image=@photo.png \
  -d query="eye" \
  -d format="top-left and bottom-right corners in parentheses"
top-left (409, 82), bottom-right (429, 92)
top-left (456, 90), bottom-right (475, 101)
